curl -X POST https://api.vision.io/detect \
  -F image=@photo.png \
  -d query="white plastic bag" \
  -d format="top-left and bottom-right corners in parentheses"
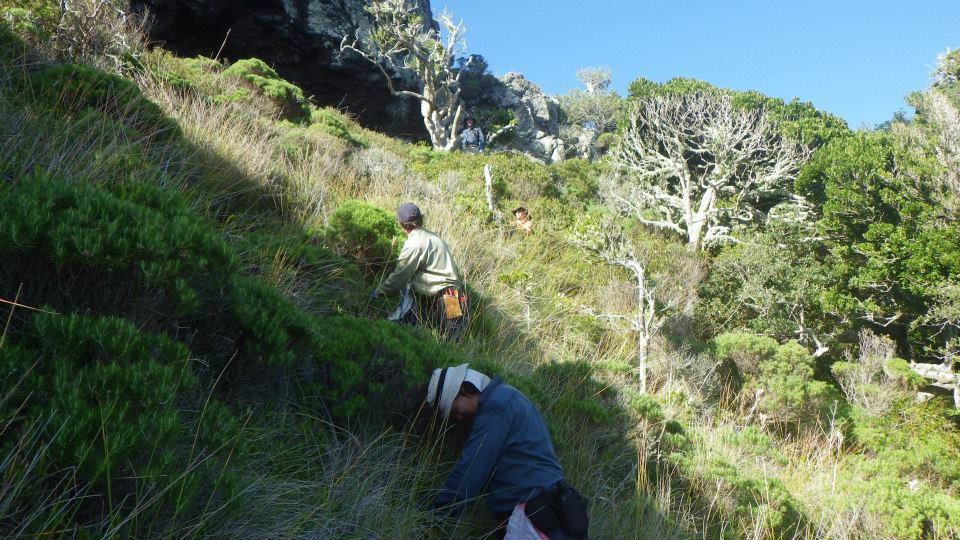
top-left (387, 285), bottom-right (414, 321)
top-left (504, 503), bottom-right (548, 540)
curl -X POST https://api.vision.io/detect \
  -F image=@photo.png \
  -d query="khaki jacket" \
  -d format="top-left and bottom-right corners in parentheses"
top-left (380, 228), bottom-right (464, 297)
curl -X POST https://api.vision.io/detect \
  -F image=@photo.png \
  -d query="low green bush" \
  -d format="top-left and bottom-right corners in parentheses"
top-left (698, 457), bottom-right (807, 538)
top-left (0, 1), bottom-right (58, 28)
top-left (150, 53), bottom-right (222, 93)
top-left (1, 312), bottom-right (194, 488)
top-left (883, 357), bottom-right (927, 388)
top-left (223, 58), bottom-right (310, 122)
top-left (537, 361), bottom-right (615, 425)
top-left (722, 426), bottom-right (788, 466)
top-left (27, 63), bottom-right (181, 140)
top-left (712, 332), bottom-right (778, 376)
top-left (711, 333), bottom-right (838, 428)
top-left (842, 472), bottom-right (960, 539)
top-left (0, 169), bottom-right (237, 313)
top-left (236, 230), bottom-right (362, 312)
top-left (1, 7), bottom-right (47, 41)
top-left (310, 315), bottom-right (451, 418)
top-left (754, 341), bottom-right (838, 427)
top-left (325, 199), bottom-right (402, 273)
top-left (850, 401), bottom-right (960, 491)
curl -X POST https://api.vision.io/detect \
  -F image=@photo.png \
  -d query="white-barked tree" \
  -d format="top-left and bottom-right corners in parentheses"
top-left (604, 92), bottom-right (808, 250)
top-left (340, 0), bottom-right (470, 151)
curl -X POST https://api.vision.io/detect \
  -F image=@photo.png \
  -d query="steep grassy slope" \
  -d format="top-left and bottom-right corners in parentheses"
top-left (2, 10), bottom-right (960, 540)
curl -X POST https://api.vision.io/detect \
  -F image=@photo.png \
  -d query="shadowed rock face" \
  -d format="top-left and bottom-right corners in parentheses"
top-left (132, 0), bottom-right (432, 139)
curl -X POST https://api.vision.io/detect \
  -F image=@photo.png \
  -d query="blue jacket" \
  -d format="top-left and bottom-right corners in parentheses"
top-left (460, 126), bottom-right (485, 150)
top-left (432, 377), bottom-right (565, 515)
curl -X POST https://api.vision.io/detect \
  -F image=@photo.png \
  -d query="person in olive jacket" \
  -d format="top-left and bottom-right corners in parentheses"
top-left (371, 203), bottom-right (468, 341)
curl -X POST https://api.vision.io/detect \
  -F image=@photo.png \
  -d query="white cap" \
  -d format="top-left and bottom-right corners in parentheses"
top-left (426, 364), bottom-right (491, 419)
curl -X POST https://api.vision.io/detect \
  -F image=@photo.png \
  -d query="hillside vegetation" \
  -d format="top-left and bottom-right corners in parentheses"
top-left (2, 4), bottom-right (960, 539)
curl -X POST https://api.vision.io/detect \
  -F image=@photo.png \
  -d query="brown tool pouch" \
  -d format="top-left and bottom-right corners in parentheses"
top-left (442, 289), bottom-right (463, 319)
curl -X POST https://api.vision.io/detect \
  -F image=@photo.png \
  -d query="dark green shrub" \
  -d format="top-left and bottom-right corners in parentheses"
top-left (594, 131), bottom-right (618, 153)
top-left (711, 333), bottom-right (837, 427)
top-left (227, 274), bottom-right (309, 365)
top-left (223, 58), bottom-right (310, 122)
top-left (535, 361), bottom-right (618, 426)
top-left (883, 357), bottom-right (927, 388)
top-left (2, 312), bottom-right (194, 487)
top-left (236, 230), bottom-right (362, 312)
top-left (754, 341), bottom-right (838, 427)
top-left (150, 54), bottom-right (222, 93)
top-left (712, 332), bottom-right (778, 377)
top-left (0, 0), bottom-right (58, 28)
top-left (842, 469), bottom-right (960, 539)
top-left (2, 7), bottom-right (47, 41)
top-left (28, 63), bottom-right (180, 140)
top-left (628, 393), bottom-right (665, 423)
top-left (0, 170), bottom-right (238, 297)
top-left (850, 402), bottom-right (960, 491)
top-left (699, 458), bottom-right (807, 538)
top-left (722, 426), bottom-right (788, 466)
top-left (325, 199), bottom-right (401, 272)
top-left (310, 315), bottom-right (450, 418)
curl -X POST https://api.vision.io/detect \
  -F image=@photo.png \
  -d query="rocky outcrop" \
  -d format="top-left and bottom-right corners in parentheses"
top-left (131, 0), bottom-right (432, 138)
top-left (483, 72), bottom-right (566, 163)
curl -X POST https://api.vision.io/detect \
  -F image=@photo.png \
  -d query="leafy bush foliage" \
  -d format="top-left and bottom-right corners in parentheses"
top-left (830, 330), bottom-right (921, 416)
top-left (713, 332), bottom-right (779, 377)
top-left (842, 401), bottom-right (960, 538)
top-left (755, 341), bottom-right (837, 427)
top-left (1, 7), bottom-right (47, 41)
top-left (712, 333), bottom-right (837, 427)
top-left (799, 130), bottom-right (960, 361)
top-left (626, 76), bottom-right (848, 147)
top-left (696, 457), bottom-right (806, 538)
top-left (0, 169), bottom-right (237, 314)
top-left (223, 58), bottom-right (310, 122)
top-left (548, 158), bottom-right (599, 205)
top-left (0, 1), bottom-right (59, 28)
top-left (148, 51), bottom-right (222, 93)
top-left (325, 199), bottom-right (402, 271)
top-left (309, 107), bottom-right (368, 146)
top-left (536, 360), bottom-right (617, 426)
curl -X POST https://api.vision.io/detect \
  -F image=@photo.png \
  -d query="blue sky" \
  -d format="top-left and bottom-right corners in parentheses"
top-left (438, 0), bottom-right (960, 128)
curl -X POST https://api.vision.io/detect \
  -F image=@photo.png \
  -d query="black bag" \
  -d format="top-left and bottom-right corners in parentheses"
top-left (555, 484), bottom-right (589, 537)
top-left (525, 482), bottom-right (589, 538)
top-left (524, 488), bottom-right (561, 533)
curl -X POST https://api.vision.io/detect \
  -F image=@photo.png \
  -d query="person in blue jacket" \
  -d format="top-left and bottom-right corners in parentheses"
top-left (459, 116), bottom-right (485, 153)
top-left (426, 363), bottom-right (589, 539)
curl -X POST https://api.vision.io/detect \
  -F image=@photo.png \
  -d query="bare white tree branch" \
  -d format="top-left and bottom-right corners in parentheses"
top-left (339, 0), bottom-right (467, 151)
top-left (572, 219), bottom-right (674, 392)
top-left (604, 92), bottom-right (808, 250)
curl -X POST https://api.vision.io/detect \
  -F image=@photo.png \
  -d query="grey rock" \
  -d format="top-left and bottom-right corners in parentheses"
top-left (486, 72), bottom-right (567, 164)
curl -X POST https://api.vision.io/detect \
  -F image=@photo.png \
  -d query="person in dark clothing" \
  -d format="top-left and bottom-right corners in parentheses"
top-left (427, 364), bottom-right (589, 539)
top-left (460, 116), bottom-right (485, 153)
